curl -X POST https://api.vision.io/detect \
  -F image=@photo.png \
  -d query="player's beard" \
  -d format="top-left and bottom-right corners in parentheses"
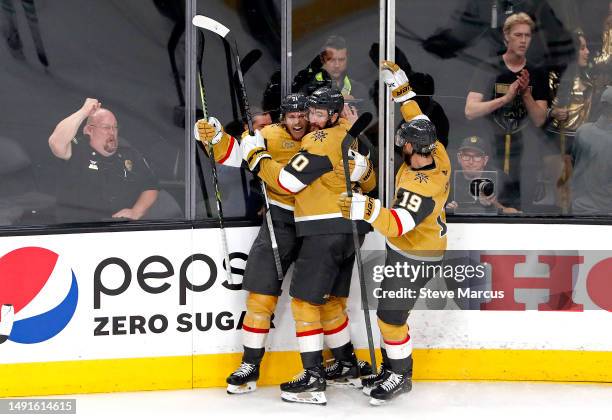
top-left (403, 150), bottom-right (414, 167)
top-left (309, 121), bottom-right (325, 131)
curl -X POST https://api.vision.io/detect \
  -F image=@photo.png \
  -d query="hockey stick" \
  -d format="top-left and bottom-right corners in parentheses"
top-left (193, 15), bottom-right (284, 284)
top-left (235, 49), bottom-right (263, 83)
top-left (197, 69), bottom-right (233, 285)
top-left (341, 112), bottom-right (378, 375)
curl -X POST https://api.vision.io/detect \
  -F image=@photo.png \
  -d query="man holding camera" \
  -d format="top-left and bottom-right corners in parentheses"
top-left (446, 136), bottom-right (519, 214)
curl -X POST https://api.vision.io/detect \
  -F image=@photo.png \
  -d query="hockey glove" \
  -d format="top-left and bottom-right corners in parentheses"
top-left (381, 60), bottom-right (416, 103)
top-left (194, 116), bottom-right (227, 145)
top-left (334, 149), bottom-right (375, 183)
top-left (241, 130), bottom-right (271, 172)
top-left (337, 192), bottom-right (381, 222)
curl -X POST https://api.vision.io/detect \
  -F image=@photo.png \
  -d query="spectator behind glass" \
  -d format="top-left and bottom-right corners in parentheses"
top-left (421, 0), bottom-right (574, 69)
top-left (447, 136), bottom-right (519, 214)
top-left (250, 109), bottom-right (273, 132)
top-left (317, 35), bottom-right (369, 101)
top-left (224, 107), bottom-right (273, 138)
top-left (465, 12), bottom-right (548, 208)
top-left (48, 98), bottom-right (159, 222)
top-left (546, 30), bottom-right (593, 213)
top-left (570, 87), bottom-right (612, 215)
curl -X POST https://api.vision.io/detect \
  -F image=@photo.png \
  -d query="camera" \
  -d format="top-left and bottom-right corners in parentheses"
top-left (452, 171), bottom-right (498, 215)
top-left (469, 178), bottom-right (495, 200)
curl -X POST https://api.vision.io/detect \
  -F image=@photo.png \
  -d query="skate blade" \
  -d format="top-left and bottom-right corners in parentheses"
top-left (226, 382), bottom-right (257, 394)
top-left (362, 386), bottom-right (374, 396)
top-left (328, 377), bottom-right (363, 389)
top-left (369, 397), bottom-right (388, 406)
top-left (281, 391), bottom-right (327, 405)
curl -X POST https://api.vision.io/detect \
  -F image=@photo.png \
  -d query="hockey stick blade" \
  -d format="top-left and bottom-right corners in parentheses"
top-left (192, 15), bottom-right (230, 38)
top-left (239, 49), bottom-right (263, 75)
top-left (348, 112), bottom-right (373, 139)
top-left (233, 49), bottom-right (263, 89)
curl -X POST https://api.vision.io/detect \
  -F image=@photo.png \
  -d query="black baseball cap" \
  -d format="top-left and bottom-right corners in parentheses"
top-left (459, 136), bottom-right (490, 156)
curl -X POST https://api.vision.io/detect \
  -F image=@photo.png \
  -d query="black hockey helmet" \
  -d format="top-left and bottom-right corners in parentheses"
top-left (395, 118), bottom-right (437, 154)
top-left (307, 87), bottom-right (344, 117)
top-left (280, 93), bottom-right (309, 116)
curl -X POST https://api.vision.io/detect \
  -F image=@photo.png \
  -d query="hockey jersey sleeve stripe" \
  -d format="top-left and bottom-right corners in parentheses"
top-left (323, 317), bottom-right (349, 335)
top-left (215, 135), bottom-right (243, 168)
top-left (390, 209), bottom-right (403, 235)
top-left (390, 208), bottom-right (416, 236)
top-left (242, 324), bottom-right (270, 334)
top-left (218, 135), bottom-right (235, 164)
top-left (277, 168), bottom-right (307, 194)
top-left (296, 328), bottom-right (324, 337)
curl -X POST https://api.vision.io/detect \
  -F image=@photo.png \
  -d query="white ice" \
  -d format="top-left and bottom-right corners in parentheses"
top-left (5, 381), bottom-right (612, 420)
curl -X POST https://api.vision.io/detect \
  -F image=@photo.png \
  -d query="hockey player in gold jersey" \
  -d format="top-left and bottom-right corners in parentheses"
top-left (195, 93), bottom-right (308, 394)
top-left (337, 61), bottom-right (451, 405)
top-left (240, 87), bottom-right (377, 405)
top-left (196, 91), bottom-right (373, 398)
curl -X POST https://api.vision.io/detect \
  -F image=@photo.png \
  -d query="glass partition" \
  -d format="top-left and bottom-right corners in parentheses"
top-left (396, 0), bottom-right (612, 217)
top-left (292, 0), bottom-right (381, 196)
top-left (194, 0), bottom-right (282, 221)
top-left (0, 0), bottom-right (186, 225)
top-left (2, 0), bottom-right (611, 230)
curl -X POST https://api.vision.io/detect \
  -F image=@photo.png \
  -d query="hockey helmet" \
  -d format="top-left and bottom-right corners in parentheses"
top-left (307, 87), bottom-right (344, 117)
top-left (395, 118), bottom-right (437, 154)
top-left (280, 93), bottom-right (309, 116)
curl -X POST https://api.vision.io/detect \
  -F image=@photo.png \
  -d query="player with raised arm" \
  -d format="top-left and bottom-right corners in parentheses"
top-left (195, 93), bottom-right (309, 394)
top-left (240, 87), bottom-right (376, 405)
top-left (337, 61), bottom-right (451, 405)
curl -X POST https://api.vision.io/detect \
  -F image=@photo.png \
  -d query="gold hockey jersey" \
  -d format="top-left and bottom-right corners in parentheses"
top-left (257, 118), bottom-right (374, 236)
top-left (371, 142), bottom-right (450, 259)
top-left (368, 99), bottom-right (450, 259)
top-left (207, 123), bottom-right (301, 221)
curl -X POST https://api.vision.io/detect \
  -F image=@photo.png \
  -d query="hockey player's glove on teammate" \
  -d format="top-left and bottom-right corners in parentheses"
top-left (381, 60), bottom-right (415, 103)
top-left (334, 149), bottom-right (374, 182)
top-left (337, 192), bottom-right (381, 223)
top-left (194, 117), bottom-right (227, 146)
top-left (240, 130), bottom-right (271, 172)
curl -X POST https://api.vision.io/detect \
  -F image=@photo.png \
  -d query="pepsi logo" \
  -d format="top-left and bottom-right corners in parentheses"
top-left (0, 247), bottom-right (78, 344)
